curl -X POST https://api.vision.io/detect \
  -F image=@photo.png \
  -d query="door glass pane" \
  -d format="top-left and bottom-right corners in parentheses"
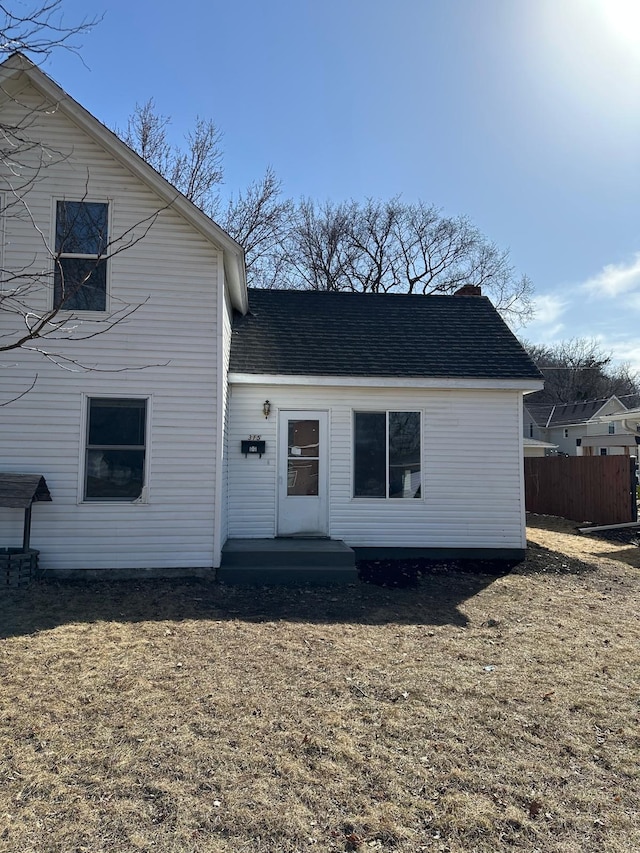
top-left (389, 411), bottom-right (421, 498)
top-left (288, 459), bottom-right (319, 496)
top-left (288, 420), bottom-right (319, 457)
top-left (354, 412), bottom-right (386, 497)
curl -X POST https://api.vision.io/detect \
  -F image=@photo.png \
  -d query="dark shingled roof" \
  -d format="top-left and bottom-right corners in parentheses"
top-left (230, 289), bottom-right (543, 380)
top-left (526, 397), bottom-right (626, 428)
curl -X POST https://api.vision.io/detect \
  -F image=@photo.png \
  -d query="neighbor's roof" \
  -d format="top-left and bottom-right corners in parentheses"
top-left (230, 289), bottom-right (543, 380)
top-left (526, 397), bottom-right (626, 428)
top-left (523, 438), bottom-right (558, 449)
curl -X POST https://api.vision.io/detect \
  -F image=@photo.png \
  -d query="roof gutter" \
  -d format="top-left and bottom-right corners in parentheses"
top-left (229, 373), bottom-right (544, 391)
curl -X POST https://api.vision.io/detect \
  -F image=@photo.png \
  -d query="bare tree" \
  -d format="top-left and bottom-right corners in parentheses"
top-left (219, 167), bottom-right (292, 285)
top-left (523, 338), bottom-right (640, 405)
top-left (277, 198), bottom-right (533, 324)
top-left (120, 106), bottom-right (534, 324)
top-left (118, 102), bottom-right (289, 284)
top-left (0, 2), bottom-right (98, 59)
top-left (119, 100), bottom-right (223, 217)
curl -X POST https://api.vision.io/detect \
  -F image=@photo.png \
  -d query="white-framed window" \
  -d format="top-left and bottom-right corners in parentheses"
top-left (563, 428), bottom-right (569, 439)
top-left (353, 411), bottom-right (421, 498)
top-left (608, 421), bottom-right (615, 435)
top-left (54, 200), bottom-right (108, 311)
top-left (84, 397), bottom-right (147, 501)
top-left (528, 422), bottom-right (534, 438)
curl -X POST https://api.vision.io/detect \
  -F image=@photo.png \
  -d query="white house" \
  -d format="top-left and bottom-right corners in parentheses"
top-left (524, 396), bottom-right (640, 458)
top-left (523, 437), bottom-right (558, 457)
top-left (0, 55), bottom-right (543, 581)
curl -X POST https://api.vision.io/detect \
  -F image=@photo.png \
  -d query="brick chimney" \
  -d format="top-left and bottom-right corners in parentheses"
top-left (454, 285), bottom-right (482, 297)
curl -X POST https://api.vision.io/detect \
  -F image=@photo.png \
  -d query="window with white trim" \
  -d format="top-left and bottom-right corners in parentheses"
top-left (608, 421), bottom-right (615, 435)
top-left (54, 201), bottom-right (108, 310)
top-left (84, 398), bottom-right (147, 501)
top-left (563, 428), bottom-right (569, 439)
top-left (354, 411), bottom-right (421, 498)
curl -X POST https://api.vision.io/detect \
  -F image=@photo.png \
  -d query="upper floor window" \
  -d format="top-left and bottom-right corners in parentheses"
top-left (608, 421), bottom-right (615, 435)
top-left (528, 422), bottom-right (534, 438)
top-left (54, 201), bottom-right (108, 311)
top-left (354, 411), bottom-right (421, 498)
top-left (563, 428), bottom-right (569, 439)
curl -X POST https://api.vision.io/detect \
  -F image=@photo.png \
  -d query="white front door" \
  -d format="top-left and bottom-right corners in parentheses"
top-left (277, 410), bottom-right (328, 536)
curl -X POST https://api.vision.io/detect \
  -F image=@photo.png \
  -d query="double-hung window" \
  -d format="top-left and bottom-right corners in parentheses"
top-left (84, 398), bottom-right (147, 501)
top-left (54, 201), bottom-right (108, 311)
top-left (354, 411), bottom-right (421, 498)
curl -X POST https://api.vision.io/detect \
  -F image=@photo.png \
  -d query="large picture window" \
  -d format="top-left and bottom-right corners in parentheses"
top-left (54, 201), bottom-right (108, 311)
top-left (85, 398), bottom-right (147, 501)
top-left (354, 411), bottom-right (421, 498)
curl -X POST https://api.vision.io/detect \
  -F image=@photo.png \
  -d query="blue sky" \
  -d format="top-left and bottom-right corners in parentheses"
top-left (42, 0), bottom-right (640, 366)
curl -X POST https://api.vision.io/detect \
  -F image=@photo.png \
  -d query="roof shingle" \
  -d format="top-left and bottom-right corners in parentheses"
top-left (525, 397), bottom-right (627, 428)
top-left (230, 289), bottom-right (542, 380)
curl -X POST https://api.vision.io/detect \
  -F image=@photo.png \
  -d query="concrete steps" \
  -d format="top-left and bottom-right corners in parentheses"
top-left (219, 538), bottom-right (357, 584)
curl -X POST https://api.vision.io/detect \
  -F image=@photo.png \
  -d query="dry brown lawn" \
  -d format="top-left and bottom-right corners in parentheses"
top-left (1, 516), bottom-right (639, 852)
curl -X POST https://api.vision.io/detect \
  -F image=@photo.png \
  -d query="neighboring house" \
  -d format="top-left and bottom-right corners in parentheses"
top-left (523, 438), bottom-right (558, 457)
top-left (0, 54), bottom-right (543, 577)
top-left (523, 396), bottom-right (640, 457)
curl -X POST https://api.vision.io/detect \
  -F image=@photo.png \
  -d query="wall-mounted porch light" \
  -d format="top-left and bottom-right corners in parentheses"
top-left (263, 400), bottom-right (271, 419)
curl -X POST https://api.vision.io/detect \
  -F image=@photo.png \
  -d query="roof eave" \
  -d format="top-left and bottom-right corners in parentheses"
top-left (229, 372), bottom-right (544, 391)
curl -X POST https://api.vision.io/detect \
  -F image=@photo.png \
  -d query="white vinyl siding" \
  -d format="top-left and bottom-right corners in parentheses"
top-left (227, 384), bottom-right (526, 550)
top-left (0, 83), bottom-right (224, 571)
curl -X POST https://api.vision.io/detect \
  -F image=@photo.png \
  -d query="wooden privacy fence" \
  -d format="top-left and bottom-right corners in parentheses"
top-left (524, 456), bottom-right (638, 526)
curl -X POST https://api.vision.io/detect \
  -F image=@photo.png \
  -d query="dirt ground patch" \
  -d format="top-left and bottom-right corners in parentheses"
top-left (0, 516), bottom-right (638, 853)
top-left (527, 512), bottom-right (640, 571)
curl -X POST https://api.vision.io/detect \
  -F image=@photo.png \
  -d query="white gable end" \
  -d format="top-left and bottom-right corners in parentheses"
top-left (0, 65), bottom-right (237, 573)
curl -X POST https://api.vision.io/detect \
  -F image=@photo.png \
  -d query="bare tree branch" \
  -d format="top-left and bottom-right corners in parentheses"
top-left (119, 103), bottom-right (534, 323)
top-left (0, 2), bottom-right (100, 60)
top-left (117, 102), bottom-right (223, 217)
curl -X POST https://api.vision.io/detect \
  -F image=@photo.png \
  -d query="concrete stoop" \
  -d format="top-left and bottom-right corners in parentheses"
top-left (219, 538), bottom-right (357, 585)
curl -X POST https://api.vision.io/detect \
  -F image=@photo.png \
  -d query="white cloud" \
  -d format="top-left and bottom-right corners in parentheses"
top-left (532, 293), bottom-right (568, 326)
top-left (583, 253), bottom-right (640, 298)
top-left (522, 294), bottom-right (569, 343)
top-left (605, 340), bottom-right (640, 373)
top-left (579, 333), bottom-right (640, 375)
